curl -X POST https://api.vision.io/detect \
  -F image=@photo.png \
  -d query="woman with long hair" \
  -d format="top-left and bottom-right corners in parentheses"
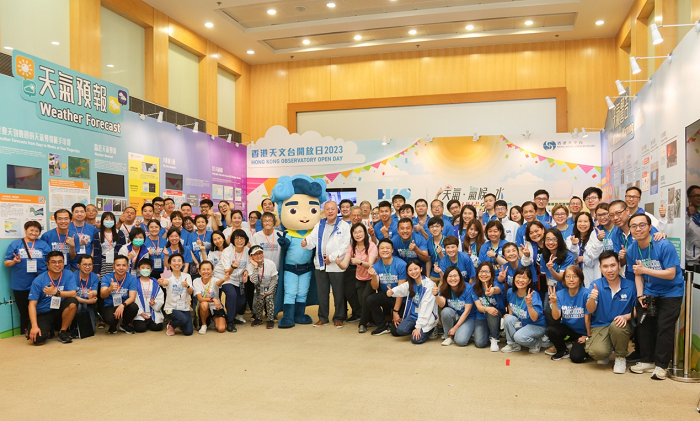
top-left (386, 260), bottom-right (438, 344)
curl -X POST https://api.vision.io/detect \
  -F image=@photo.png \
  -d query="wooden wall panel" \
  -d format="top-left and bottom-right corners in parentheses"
top-left (288, 59), bottom-right (331, 103)
top-left (199, 40), bottom-right (218, 132)
top-left (475, 44), bottom-right (516, 92)
top-left (374, 52), bottom-right (420, 98)
top-left (101, 0), bottom-right (153, 27)
top-left (329, 55), bottom-right (377, 100)
top-left (236, 61), bottom-right (251, 142)
top-left (70, 0), bottom-right (102, 77)
top-left (513, 42), bottom-right (566, 89)
top-left (145, 9), bottom-right (169, 105)
top-left (218, 48), bottom-right (242, 77)
top-left (250, 62), bottom-right (289, 141)
top-left (418, 48), bottom-right (468, 95)
top-left (168, 18), bottom-right (206, 56)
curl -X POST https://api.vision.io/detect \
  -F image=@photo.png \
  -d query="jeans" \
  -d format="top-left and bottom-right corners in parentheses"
top-left (168, 309), bottom-right (193, 335)
top-left (504, 314), bottom-right (547, 348)
top-left (636, 296), bottom-right (683, 369)
top-left (221, 284), bottom-right (246, 323)
top-left (474, 312), bottom-right (501, 348)
top-left (441, 307), bottom-right (475, 346)
top-left (316, 270), bottom-right (345, 323)
top-left (390, 318), bottom-right (433, 344)
top-left (546, 322), bottom-right (587, 363)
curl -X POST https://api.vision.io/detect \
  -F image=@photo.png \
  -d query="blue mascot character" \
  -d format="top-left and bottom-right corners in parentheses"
top-left (272, 175), bottom-right (327, 328)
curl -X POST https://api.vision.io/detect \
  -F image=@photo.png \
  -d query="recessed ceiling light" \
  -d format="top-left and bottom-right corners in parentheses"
top-left (3, 46), bottom-right (13, 50)
top-left (106, 64), bottom-right (114, 68)
top-left (267, 9), bottom-right (276, 15)
top-left (247, 50), bottom-right (255, 54)
top-left (596, 20), bottom-right (604, 26)
top-left (327, 2), bottom-right (336, 7)
top-left (354, 35), bottom-right (362, 40)
top-left (524, 20), bottom-right (533, 26)
top-left (51, 41), bottom-right (60, 45)
top-left (302, 39), bottom-right (310, 45)
top-left (465, 24), bottom-right (474, 30)
top-left (205, 22), bottom-right (214, 28)
top-left (409, 29), bottom-right (417, 35)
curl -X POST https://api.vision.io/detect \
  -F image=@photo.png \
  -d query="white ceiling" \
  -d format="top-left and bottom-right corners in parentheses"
top-left (144, 0), bottom-right (634, 65)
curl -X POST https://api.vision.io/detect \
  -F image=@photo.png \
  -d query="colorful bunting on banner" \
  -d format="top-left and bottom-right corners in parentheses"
top-left (500, 137), bottom-right (600, 176)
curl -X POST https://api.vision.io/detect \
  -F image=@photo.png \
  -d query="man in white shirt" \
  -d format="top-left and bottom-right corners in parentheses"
top-left (301, 201), bottom-right (351, 328)
top-left (494, 200), bottom-right (519, 243)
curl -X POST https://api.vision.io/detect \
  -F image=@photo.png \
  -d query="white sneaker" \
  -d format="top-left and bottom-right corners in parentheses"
top-left (597, 357), bottom-right (610, 365)
top-left (613, 357), bottom-right (627, 374)
top-left (651, 366), bottom-right (667, 380)
top-left (441, 337), bottom-right (454, 346)
top-left (529, 339), bottom-right (542, 354)
top-left (630, 362), bottom-right (655, 374)
top-left (235, 315), bottom-right (246, 324)
top-left (501, 343), bottom-right (521, 353)
top-left (198, 325), bottom-right (207, 335)
top-left (490, 337), bottom-right (500, 352)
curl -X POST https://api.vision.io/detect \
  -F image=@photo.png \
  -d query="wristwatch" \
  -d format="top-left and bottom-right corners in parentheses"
top-left (54, 290), bottom-right (61, 297)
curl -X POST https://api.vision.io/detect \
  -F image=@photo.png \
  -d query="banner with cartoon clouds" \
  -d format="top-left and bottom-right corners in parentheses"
top-left (247, 126), bottom-right (601, 214)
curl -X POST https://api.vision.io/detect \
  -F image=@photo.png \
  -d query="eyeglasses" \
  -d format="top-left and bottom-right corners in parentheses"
top-left (495, 206), bottom-right (507, 211)
top-left (564, 275), bottom-right (579, 280)
top-left (596, 212), bottom-right (609, 218)
top-left (624, 195), bottom-right (640, 199)
top-left (553, 212), bottom-right (568, 217)
top-left (630, 223), bottom-right (648, 230)
top-left (584, 196), bottom-right (598, 202)
top-left (478, 270), bottom-right (491, 275)
top-left (689, 194), bottom-right (700, 199)
top-left (610, 209), bottom-right (626, 218)
top-left (534, 197), bottom-right (548, 202)
top-left (545, 238), bottom-right (558, 243)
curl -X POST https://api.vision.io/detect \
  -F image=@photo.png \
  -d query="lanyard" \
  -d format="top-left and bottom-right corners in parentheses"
top-left (234, 249), bottom-right (244, 264)
top-left (197, 231), bottom-right (207, 243)
top-left (382, 261), bottom-right (392, 282)
top-left (79, 274), bottom-right (90, 296)
top-left (514, 292), bottom-right (526, 318)
top-left (57, 232), bottom-right (67, 251)
top-left (168, 245), bottom-right (179, 255)
top-left (401, 235), bottom-right (412, 252)
top-left (105, 232), bottom-right (113, 250)
top-left (123, 224), bottom-right (132, 236)
top-left (258, 263), bottom-right (265, 283)
top-left (264, 232), bottom-right (276, 250)
top-left (431, 236), bottom-right (443, 261)
top-left (620, 230), bottom-right (630, 249)
top-left (49, 272), bottom-right (63, 289)
top-left (23, 239), bottom-right (35, 260)
top-left (149, 238), bottom-right (160, 253)
top-left (131, 246), bottom-right (141, 267)
top-left (202, 279), bottom-right (212, 298)
top-left (114, 274), bottom-right (126, 291)
top-left (637, 242), bottom-right (653, 267)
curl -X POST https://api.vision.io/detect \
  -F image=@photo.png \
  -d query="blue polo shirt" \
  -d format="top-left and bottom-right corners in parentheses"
top-left (4, 239), bottom-right (52, 290)
top-left (478, 240), bottom-right (508, 265)
top-left (611, 225), bottom-right (658, 253)
top-left (416, 217), bottom-right (453, 238)
top-left (624, 238), bottom-right (684, 298)
top-left (40, 229), bottom-right (81, 269)
top-left (544, 251), bottom-right (577, 291)
top-left (69, 222), bottom-right (98, 268)
top-left (427, 234), bottom-right (445, 278)
top-left (101, 272), bottom-right (138, 307)
top-left (502, 260), bottom-right (524, 288)
top-left (555, 287), bottom-right (590, 335)
top-left (391, 232), bottom-right (428, 261)
top-left (372, 258), bottom-right (407, 292)
top-left (441, 283), bottom-right (476, 318)
top-left (73, 271), bottom-right (100, 299)
top-left (515, 221), bottom-right (551, 246)
top-left (589, 277), bottom-right (636, 327)
top-left (481, 212), bottom-right (498, 226)
top-left (596, 225), bottom-right (615, 251)
top-left (535, 212), bottom-right (553, 225)
top-left (507, 288), bottom-right (546, 327)
top-left (28, 269), bottom-right (77, 314)
top-left (471, 280), bottom-right (506, 318)
top-left (374, 220), bottom-right (398, 241)
top-left (439, 252), bottom-right (476, 281)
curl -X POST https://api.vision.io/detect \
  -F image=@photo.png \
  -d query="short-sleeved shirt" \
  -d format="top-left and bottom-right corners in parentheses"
top-left (251, 230), bottom-right (283, 269)
top-left (187, 230), bottom-right (212, 262)
top-left (515, 221), bottom-right (551, 247)
top-left (145, 236), bottom-right (167, 268)
top-left (373, 220), bottom-right (398, 241)
top-left (478, 240), bottom-right (508, 265)
top-left (544, 252), bottom-right (577, 291)
top-left (427, 234), bottom-right (446, 278)
top-left (72, 271), bottom-right (100, 300)
top-left (245, 258), bottom-right (278, 290)
top-left (438, 252), bottom-right (476, 281)
top-left (346, 242), bottom-right (378, 281)
top-left (442, 283), bottom-right (475, 318)
top-left (101, 273), bottom-right (138, 307)
top-left (164, 245), bottom-right (193, 264)
top-left (223, 246), bottom-right (250, 286)
top-left (471, 280), bottom-right (506, 318)
top-left (589, 277), bottom-right (636, 328)
top-left (193, 277), bottom-right (221, 310)
top-left (28, 270), bottom-right (77, 314)
top-left (502, 260), bottom-right (524, 288)
top-left (69, 222), bottom-right (98, 268)
top-left (624, 238), bottom-right (684, 298)
top-left (372, 258), bottom-right (407, 292)
top-left (164, 273), bottom-right (193, 312)
top-left (507, 289), bottom-right (546, 327)
top-left (391, 232), bottom-right (428, 261)
top-left (4, 239), bottom-right (52, 290)
top-left (404, 282), bottom-right (428, 321)
top-left (555, 287), bottom-right (590, 335)
top-left (40, 229), bottom-right (81, 269)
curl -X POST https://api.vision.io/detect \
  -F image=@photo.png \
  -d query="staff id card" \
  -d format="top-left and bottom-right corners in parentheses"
top-left (106, 250), bottom-right (115, 264)
top-left (26, 259), bottom-right (37, 273)
top-left (176, 299), bottom-right (188, 311)
top-left (154, 258), bottom-right (162, 269)
top-left (112, 293), bottom-right (122, 306)
top-left (50, 296), bottom-right (61, 309)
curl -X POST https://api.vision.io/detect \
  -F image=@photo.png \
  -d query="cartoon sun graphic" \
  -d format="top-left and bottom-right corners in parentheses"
top-left (15, 56), bottom-right (34, 80)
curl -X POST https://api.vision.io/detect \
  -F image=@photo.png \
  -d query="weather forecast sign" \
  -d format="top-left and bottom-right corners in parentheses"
top-left (12, 51), bottom-right (128, 137)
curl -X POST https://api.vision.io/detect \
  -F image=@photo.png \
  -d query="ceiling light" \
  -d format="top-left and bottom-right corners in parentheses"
top-left (650, 23), bottom-right (664, 45)
top-left (227, 134), bottom-right (232, 143)
top-left (615, 80), bottom-right (626, 95)
top-left (596, 20), bottom-right (604, 26)
top-left (582, 128), bottom-right (588, 138)
top-left (157, 112), bottom-right (163, 123)
top-left (51, 41), bottom-right (60, 45)
top-left (409, 29), bottom-right (417, 35)
top-left (354, 35), bottom-right (362, 40)
top-left (247, 50), bottom-right (255, 54)
top-left (205, 22), bottom-right (214, 28)
top-left (473, 133), bottom-right (480, 142)
top-left (3, 46), bottom-right (13, 50)
top-left (302, 39), bottom-right (310, 45)
top-left (525, 20), bottom-right (533, 26)
top-left (465, 24), bottom-right (474, 30)
top-left (106, 64), bottom-right (114, 68)
top-left (382, 135), bottom-right (388, 145)
top-left (267, 9), bottom-right (276, 15)
top-left (630, 57), bottom-right (641, 74)
top-left (327, 2), bottom-right (336, 7)
top-left (571, 128), bottom-right (579, 138)
top-left (605, 96), bottom-right (615, 109)
top-left (193, 122), bottom-right (198, 133)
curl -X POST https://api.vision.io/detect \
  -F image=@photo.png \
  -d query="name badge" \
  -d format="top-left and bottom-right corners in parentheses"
top-left (79, 246), bottom-right (86, 254)
top-left (63, 253), bottom-right (69, 265)
top-left (112, 293), bottom-right (122, 306)
top-left (26, 259), bottom-right (37, 273)
top-left (106, 250), bottom-right (115, 264)
top-left (514, 321), bottom-right (522, 328)
top-left (176, 300), bottom-right (188, 311)
top-left (50, 296), bottom-right (61, 310)
top-left (154, 258), bottom-right (162, 269)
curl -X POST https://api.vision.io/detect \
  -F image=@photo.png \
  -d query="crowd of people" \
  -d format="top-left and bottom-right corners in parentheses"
top-left (5, 184), bottom-right (699, 382)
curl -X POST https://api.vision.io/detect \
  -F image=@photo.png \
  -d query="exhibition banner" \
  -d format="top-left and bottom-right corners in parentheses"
top-left (12, 51), bottom-right (127, 137)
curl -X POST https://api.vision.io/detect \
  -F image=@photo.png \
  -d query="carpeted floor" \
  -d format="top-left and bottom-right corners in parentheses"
top-left (0, 308), bottom-right (698, 420)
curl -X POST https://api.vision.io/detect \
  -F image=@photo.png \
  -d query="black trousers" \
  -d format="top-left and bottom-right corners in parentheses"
top-left (13, 289), bottom-right (30, 334)
top-left (133, 319), bottom-right (163, 332)
top-left (245, 281), bottom-right (255, 312)
top-left (636, 296), bottom-right (683, 369)
top-left (365, 292), bottom-right (397, 330)
top-left (100, 303), bottom-right (139, 329)
top-left (359, 282), bottom-right (379, 326)
top-left (343, 265), bottom-right (362, 318)
top-left (546, 322), bottom-right (587, 363)
top-left (34, 297), bottom-right (78, 344)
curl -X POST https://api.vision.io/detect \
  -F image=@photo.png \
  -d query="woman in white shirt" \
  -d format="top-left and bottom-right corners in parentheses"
top-left (206, 231), bottom-right (230, 282)
top-left (158, 254), bottom-right (194, 336)
top-left (223, 210), bottom-right (252, 245)
top-left (386, 260), bottom-right (438, 344)
top-left (193, 261), bottom-right (226, 334)
top-left (565, 212), bottom-right (603, 287)
top-left (220, 230), bottom-right (250, 332)
top-left (133, 258), bottom-right (164, 332)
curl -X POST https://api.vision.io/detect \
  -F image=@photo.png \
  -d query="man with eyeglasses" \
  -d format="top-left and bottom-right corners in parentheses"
top-left (625, 213), bottom-right (684, 380)
top-left (40, 209), bottom-right (80, 270)
top-left (594, 203), bottom-right (615, 252)
top-left (430, 199), bottom-right (453, 227)
top-left (532, 189), bottom-right (553, 225)
top-left (608, 200), bottom-right (663, 263)
top-left (687, 185), bottom-right (700, 272)
top-left (494, 200), bottom-right (518, 243)
top-left (567, 196), bottom-right (583, 226)
top-left (582, 187), bottom-right (603, 216)
top-left (624, 186), bottom-right (667, 233)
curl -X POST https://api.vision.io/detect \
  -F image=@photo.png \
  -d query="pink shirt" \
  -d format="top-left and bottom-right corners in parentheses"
top-left (347, 242), bottom-right (378, 280)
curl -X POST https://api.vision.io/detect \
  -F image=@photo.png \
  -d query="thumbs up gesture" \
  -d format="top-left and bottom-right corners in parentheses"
top-left (524, 289), bottom-right (533, 306)
top-left (487, 248), bottom-right (496, 258)
top-left (409, 240), bottom-right (416, 251)
top-left (163, 248), bottom-right (170, 257)
top-left (589, 284), bottom-right (599, 301)
top-left (300, 238), bottom-right (307, 248)
top-left (380, 225), bottom-right (389, 237)
top-left (548, 286), bottom-right (557, 306)
top-left (596, 227), bottom-right (605, 241)
top-left (571, 235), bottom-right (579, 245)
top-left (368, 267), bottom-right (376, 277)
top-left (435, 245), bottom-right (443, 256)
top-left (659, 203), bottom-right (666, 218)
top-left (386, 288), bottom-right (394, 297)
top-left (432, 286), bottom-right (438, 296)
top-left (619, 245), bottom-right (627, 261)
top-left (110, 281), bottom-right (118, 291)
top-left (65, 236), bottom-right (75, 247)
top-left (633, 260), bottom-right (647, 275)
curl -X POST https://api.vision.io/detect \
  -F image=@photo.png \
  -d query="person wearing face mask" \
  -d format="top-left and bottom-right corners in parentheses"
top-left (118, 228), bottom-right (150, 277)
top-left (4, 221), bottom-right (52, 335)
top-left (92, 212), bottom-right (126, 277)
top-left (132, 259), bottom-right (164, 332)
top-left (515, 201), bottom-right (551, 247)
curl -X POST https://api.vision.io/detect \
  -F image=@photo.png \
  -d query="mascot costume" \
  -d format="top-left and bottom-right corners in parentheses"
top-left (272, 175), bottom-right (327, 328)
